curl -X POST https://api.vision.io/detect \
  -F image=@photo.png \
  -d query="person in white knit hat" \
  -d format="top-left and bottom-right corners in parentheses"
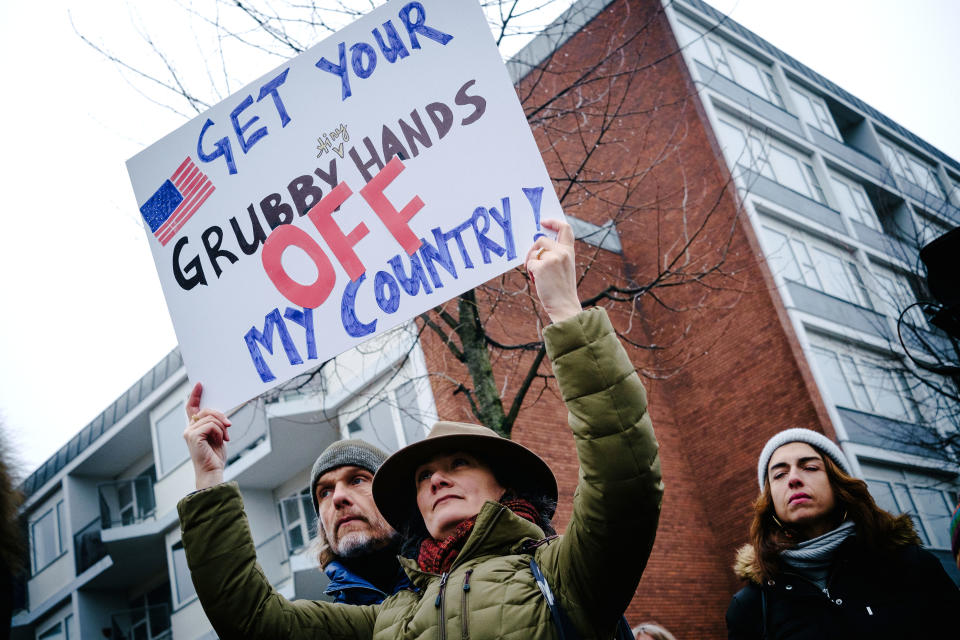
top-left (725, 427), bottom-right (959, 639)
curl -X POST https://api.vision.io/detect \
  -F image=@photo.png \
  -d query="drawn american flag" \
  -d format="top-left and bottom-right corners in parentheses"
top-left (139, 157), bottom-right (216, 247)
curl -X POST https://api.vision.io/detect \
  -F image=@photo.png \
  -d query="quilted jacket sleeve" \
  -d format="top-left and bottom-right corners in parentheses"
top-left (538, 307), bottom-right (663, 638)
top-left (177, 483), bottom-right (377, 640)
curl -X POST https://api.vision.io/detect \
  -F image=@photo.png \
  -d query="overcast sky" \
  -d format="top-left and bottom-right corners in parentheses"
top-left (1, 0), bottom-right (957, 477)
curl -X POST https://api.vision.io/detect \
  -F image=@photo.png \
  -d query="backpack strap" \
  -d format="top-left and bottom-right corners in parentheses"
top-left (529, 555), bottom-right (633, 640)
top-left (530, 556), bottom-right (581, 640)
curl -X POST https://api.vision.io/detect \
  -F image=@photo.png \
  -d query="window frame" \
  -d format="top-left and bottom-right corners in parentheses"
top-left (758, 225), bottom-right (870, 307)
top-left (870, 269), bottom-right (927, 329)
top-left (879, 140), bottom-right (946, 199)
top-left (169, 539), bottom-right (197, 609)
top-left (338, 375), bottom-right (429, 454)
top-left (278, 487), bottom-right (317, 556)
top-left (809, 343), bottom-right (922, 423)
top-left (788, 84), bottom-right (841, 140)
top-left (864, 471), bottom-right (957, 550)
top-left (30, 499), bottom-right (67, 575)
top-left (675, 19), bottom-right (784, 108)
top-left (150, 382), bottom-right (191, 479)
top-left (829, 173), bottom-right (881, 230)
top-left (36, 613), bottom-right (75, 640)
top-left (717, 117), bottom-right (826, 203)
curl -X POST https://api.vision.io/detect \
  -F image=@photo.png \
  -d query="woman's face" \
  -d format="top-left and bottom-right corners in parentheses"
top-left (768, 442), bottom-right (837, 539)
top-left (415, 451), bottom-right (505, 540)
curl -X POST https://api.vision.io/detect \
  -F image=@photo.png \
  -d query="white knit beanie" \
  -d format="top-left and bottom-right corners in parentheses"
top-left (757, 428), bottom-right (852, 490)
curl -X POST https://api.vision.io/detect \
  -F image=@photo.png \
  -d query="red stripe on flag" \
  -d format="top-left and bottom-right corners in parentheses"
top-left (177, 172), bottom-right (203, 202)
top-left (157, 182), bottom-right (215, 246)
top-left (171, 157), bottom-right (194, 184)
top-left (173, 165), bottom-right (199, 192)
top-left (180, 183), bottom-right (215, 222)
top-left (156, 178), bottom-right (214, 245)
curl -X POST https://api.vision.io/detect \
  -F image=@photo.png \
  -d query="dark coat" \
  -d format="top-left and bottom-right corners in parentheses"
top-left (726, 534), bottom-right (960, 639)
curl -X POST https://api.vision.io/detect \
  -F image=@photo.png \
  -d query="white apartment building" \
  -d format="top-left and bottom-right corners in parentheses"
top-left (12, 326), bottom-right (438, 640)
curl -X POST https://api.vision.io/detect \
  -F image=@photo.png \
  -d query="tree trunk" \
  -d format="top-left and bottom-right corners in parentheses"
top-left (457, 290), bottom-right (509, 437)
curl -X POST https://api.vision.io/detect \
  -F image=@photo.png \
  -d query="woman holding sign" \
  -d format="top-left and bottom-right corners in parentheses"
top-left (178, 219), bottom-right (662, 639)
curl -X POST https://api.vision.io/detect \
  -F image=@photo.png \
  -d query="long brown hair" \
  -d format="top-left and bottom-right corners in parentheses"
top-left (747, 451), bottom-right (919, 581)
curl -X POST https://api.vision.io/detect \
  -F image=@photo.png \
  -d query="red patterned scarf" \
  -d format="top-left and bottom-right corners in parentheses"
top-left (417, 497), bottom-right (539, 574)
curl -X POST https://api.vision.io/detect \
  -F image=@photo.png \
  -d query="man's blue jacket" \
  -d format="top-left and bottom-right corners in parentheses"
top-left (323, 559), bottom-right (413, 605)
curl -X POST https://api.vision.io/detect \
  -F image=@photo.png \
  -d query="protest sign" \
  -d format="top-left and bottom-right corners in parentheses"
top-left (127, 0), bottom-right (564, 411)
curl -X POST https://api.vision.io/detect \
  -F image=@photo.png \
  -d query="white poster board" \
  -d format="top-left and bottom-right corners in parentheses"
top-left (127, 0), bottom-right (563, 411)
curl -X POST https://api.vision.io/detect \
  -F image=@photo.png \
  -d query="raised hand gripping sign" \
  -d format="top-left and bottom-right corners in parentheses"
top-left (126, 0), bottom-right (563, 411)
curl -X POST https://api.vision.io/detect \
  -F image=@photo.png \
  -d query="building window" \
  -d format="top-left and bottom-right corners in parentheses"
top-left (705, 39), bottom-right (734, 80)
top-left (871, 271), bottom-right (927, 329)
top-left (674, 20), bottom-right (783, 107)
top-left (279, 488), bottom-right (317, 554)
top-left (759, 227), bottom-right (870, 307)
top-left (154, 401), bottom-right (188, 477)
top-left (37, 615), bottom-right (74, 640)
top-left (866, 475), bottom-right (956, 549)
top-left (395, 380), bottom-right (426, 445)
top-left (673, 19), bottom-right (713, 70)
top-left (31, 500), bottom-right (67, 574)
top-left (789, 85), bottom-right (840, 140)
top-left (829, 174), bottom-right (880, 230)
top-left (879, 140), bottom-right (946, 200)
top-left (717, 118), bottom-right (825, 203)
top-left (915, 214), bottom-right (953, 248)
top-left (113, 585), bottom-right (172, 640)
top-left (810, 345), bottom-right (920, 422)
top-left (726, 50), bottom-right (784, 107)
top-left (766, 145), bottom-right (826, 203)
top-left (947, 173), bottom-right (960, 204)
top-left (342, 379), bottom-right (428, 453)
top-left (170, 541), bottom-right (196, 606)
top-left (346, 399), bottom-right (399, 452)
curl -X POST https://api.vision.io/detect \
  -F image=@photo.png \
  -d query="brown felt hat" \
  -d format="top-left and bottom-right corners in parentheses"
top-left (372, 421), bottom-right (558, 532)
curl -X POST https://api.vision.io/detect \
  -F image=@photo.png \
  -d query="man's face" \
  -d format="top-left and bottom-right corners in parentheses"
top-left (315, 465), bottom-right (395, 557)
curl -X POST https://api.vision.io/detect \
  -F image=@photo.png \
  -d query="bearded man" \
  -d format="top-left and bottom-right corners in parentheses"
top-left (308, 439), bottom-right (411, 604)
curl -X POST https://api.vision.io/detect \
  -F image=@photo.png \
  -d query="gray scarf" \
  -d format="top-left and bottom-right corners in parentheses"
top-left (779, 520), bottom-right (855, 589)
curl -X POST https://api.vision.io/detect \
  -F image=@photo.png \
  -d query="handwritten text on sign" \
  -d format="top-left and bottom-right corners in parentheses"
top-left (127, 0), bottom-right (564, 411)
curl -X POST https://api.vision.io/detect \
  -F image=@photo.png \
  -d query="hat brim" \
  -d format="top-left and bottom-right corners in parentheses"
top-left (372, 432), bottom-right (558, 533)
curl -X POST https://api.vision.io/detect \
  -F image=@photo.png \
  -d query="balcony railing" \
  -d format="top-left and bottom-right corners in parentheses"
top-left (74, 517), bottom-right (107, 574)
top-left (98, 476), bottom-right (156, 529)
top-left (739, 168), bottom-right (847, 234)
top-left (785, 281), bottom-right (892, 340)
top-left (111, 603), bottom-right (172, 640)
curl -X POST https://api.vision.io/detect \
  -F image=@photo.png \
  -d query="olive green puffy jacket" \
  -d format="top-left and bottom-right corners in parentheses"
top-left (178, 307), bottom-right (663, 639)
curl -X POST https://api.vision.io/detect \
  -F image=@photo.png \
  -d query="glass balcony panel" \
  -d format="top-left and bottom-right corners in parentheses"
top-left (74, 517), bottom-right (107, 574)
top-left (98, 476), bottom-right (157, 529)
top-left (111, 604), bottom-right (172, 640)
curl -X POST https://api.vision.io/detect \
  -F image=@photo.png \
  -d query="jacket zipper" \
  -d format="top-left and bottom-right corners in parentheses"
top-left (435, 571), bottom-right (449, 640)
top-left (461, 569), bottom-right (474, 640)
top-left (432, 507), bottom-right (505, 640)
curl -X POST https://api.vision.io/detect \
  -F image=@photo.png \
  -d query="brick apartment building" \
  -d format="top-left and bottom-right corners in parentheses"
top-left (13, 1), bottom-right (959, 639)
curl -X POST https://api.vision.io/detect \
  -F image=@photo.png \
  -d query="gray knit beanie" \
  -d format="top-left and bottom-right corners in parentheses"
top-left (757, 428), bottom-right (852, 490)
top-left (310, 439), bottom-right (389, 514)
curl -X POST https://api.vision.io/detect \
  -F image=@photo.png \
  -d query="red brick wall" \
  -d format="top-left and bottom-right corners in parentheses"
top-left (419, 1), bottom-right (836, 637)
